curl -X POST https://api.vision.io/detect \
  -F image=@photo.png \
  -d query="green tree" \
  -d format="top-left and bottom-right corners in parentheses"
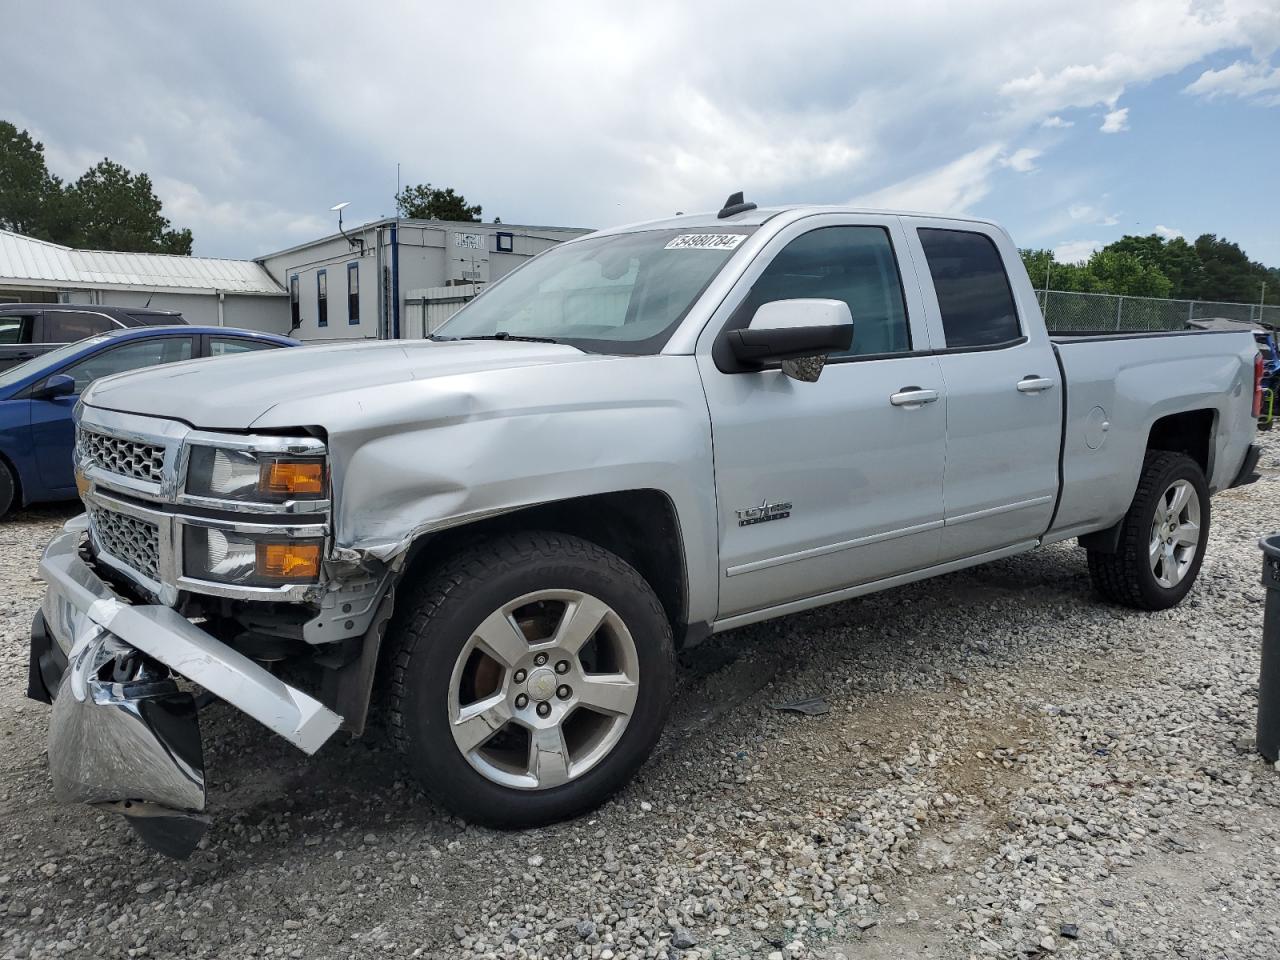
top-left (1106, 234), bottom-right (1204, 299)
top-left (1083, 250), bottom-right (1172, 298)
top-left (0, 120), bottom-right (63, 239)
top-left (66, 159), bottom-right (192, 254)
top-left (395, 183), bottom-right (482, 221)
top-left (1192, 234), bottom-right (1272, 304)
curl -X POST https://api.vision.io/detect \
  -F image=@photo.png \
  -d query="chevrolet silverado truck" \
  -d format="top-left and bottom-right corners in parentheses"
top-left (28, 196), bottom-right (1264, 857)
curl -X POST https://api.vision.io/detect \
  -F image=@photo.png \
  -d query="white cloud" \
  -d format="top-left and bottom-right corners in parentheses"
top-left (1041, 115), bottom-right (1074, 128)
top-left (1154, 224), bottom-right (1184, 239)
top-left (1100, 107), bottom-right (1130, 133)
top-left (1068, 204), bottom-right (1119, 226)
top-left (1185, 59), bottom-right (1280, 106)
top-left (1055, 239), bottom-right (1103, 263)
top-left (853, 144), bottom-right (1004, 214)
top-left (1001, 148), bottom-right (1041, 173)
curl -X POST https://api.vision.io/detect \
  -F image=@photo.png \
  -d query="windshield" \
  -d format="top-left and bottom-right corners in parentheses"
top-left (0, 336), bottom-right (111, 391)
top-left (433, 227), bottom-right (755, 354)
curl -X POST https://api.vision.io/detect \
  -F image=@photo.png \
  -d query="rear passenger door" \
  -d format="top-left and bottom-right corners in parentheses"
top-left (904, 221), bottom-right (1061, 561)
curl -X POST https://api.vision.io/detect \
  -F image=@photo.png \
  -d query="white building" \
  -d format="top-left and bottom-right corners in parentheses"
top-left (0, 229), bottom-right (287, 330)
top-left (255, 218), bottom-right (590, 342)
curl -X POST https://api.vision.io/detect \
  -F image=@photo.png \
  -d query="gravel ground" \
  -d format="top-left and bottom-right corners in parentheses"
top-left (3, 437), bottom-right (1280, 960)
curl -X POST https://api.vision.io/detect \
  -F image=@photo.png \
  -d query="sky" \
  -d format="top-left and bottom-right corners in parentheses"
top-left (4, 1), bottom-right (1279, 266)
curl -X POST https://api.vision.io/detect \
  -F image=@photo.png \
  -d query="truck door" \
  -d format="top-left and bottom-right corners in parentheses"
top-left (904, 221), bottom-right (1061, 561)
top-left (696, 215), bottom-right (946, 620)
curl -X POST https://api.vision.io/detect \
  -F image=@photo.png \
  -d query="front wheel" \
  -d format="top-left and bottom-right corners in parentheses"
top-left (1086, 451), bottom-right (1209, 610)
top-left (388, 532), bottom-right (675, 827)
top-left (0, 459), bottom-right (15, 519)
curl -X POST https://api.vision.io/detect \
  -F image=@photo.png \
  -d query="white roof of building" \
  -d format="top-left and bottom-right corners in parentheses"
top-left (0, 229), bottom-right (285, 296)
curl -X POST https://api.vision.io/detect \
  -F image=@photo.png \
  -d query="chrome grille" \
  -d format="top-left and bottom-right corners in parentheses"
top-left (80, 429), bottom-right (165, 484)
top-left (90, 507), bottom-right (161, 582)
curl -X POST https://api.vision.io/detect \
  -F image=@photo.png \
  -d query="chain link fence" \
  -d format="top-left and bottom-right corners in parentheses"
top-left (1035, 289), bottom-right (1280, 333)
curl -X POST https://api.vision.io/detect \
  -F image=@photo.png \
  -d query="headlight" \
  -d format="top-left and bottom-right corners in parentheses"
top-left (186, 446), bottom-right (327, 502)
top-left (183, 527), bottom-right (323, 586)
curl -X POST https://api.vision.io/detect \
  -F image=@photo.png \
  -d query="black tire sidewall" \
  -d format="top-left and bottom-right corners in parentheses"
top-left (396, 539), bottom-right (674, 827)
top-left (1132, 455), bottom-right (1209, 609)
top-left (0, 460), bottom-right (14, 518)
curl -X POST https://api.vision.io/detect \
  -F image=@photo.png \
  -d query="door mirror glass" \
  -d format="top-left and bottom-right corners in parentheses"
top-left (34, 373), bottom-right (76, 400)
top-left (727, 298), bottom-right (853, 382)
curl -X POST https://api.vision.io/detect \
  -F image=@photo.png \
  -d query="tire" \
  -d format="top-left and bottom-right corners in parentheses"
top-left (0, 460), bottom-right (15, 519)
top-left (1087, 451), bottom-right (1210, 611)
top-left (388, 531), bottom-right (675, 828)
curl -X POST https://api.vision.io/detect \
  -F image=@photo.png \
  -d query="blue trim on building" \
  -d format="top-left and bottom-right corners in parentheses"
top-left (390, 224), bottom-right (400, 340)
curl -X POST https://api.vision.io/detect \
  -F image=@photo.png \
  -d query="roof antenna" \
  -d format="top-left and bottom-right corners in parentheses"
top-left (717, 191), bottom-right (757, 219)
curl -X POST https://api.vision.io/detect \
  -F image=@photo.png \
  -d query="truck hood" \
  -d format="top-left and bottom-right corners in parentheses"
top-left (82, 339), bottom-right (610, 430)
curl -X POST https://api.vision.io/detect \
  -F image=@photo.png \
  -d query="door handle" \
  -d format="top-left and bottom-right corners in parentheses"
top-left (1016, 376), bottom-right (1055, 393)
top-left (889, 387), bottom-right (939, 407)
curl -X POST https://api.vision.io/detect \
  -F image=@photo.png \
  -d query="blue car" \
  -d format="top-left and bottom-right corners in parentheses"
top-left (0, 325), bottom-right (297, 517)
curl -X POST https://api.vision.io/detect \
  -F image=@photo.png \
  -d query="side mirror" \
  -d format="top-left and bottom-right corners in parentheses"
top-left (33, 373), bottom-right (77, 400)
top-left (726, 299), bottom-right (853, 382)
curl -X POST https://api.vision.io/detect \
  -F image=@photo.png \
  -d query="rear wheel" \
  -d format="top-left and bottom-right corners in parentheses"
top-left (389, 532), bottom-right (674, 827)
top-left (1086, 451), bottom-right (1209, 610)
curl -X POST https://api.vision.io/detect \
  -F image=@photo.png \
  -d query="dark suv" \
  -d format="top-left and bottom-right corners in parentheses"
top-left (0, 304), bottom-right (188, 370)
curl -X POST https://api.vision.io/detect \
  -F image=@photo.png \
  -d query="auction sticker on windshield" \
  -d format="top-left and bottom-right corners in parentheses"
top-left (664, 234), bottom-right (746, 251)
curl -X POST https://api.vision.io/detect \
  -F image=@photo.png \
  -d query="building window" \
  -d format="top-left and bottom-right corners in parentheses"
top-left (496, 231), bottom-right (514, 253)
top-left (347, 262), bottom-right (360, 324)
top-left (316, 269), bottom-right (328, 327)
top-left (289, 275), bottom-right (300, 328)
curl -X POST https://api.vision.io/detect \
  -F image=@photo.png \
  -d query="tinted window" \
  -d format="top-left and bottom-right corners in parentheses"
top-left (289, 275), bottom-right (300, 328)
top-left (209, 337), bottom-right (276, 356)
top-left (737, 226), bottom-right (910, 357)
top-left (316, 270), bottom-right (328, 328)
top-left (61, 336), bottom-right (194, 392)
top-left (45, 311), bottom-right (114, 343)
top-left (0, 313), bottom-right (35, 344)
top-left (918, 229), bottom-right (1021, 349)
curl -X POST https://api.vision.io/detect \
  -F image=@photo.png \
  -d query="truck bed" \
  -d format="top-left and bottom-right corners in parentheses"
top-left (1046, 328), bottom-right (1257, 543)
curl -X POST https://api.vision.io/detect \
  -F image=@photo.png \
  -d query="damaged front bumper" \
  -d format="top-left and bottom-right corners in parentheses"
top-left (32, 515), bottom-right (343, 858)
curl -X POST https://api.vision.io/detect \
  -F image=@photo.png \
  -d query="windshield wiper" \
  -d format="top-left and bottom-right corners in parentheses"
top-left (457, 332), bottom-right (560, 344)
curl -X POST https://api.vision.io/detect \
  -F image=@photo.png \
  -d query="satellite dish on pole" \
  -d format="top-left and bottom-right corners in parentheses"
top-left (330, 202), bottom-right (364, 255)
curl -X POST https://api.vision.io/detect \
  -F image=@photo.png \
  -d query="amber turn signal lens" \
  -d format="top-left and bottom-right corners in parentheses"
top-left (260, 460), bottom-right (325, 497)
top-left (256, 542), bottom-right (321, 581)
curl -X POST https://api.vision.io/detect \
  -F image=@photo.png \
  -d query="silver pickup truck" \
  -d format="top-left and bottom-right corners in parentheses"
top-left (28, 198), bottom-right (1263, 857)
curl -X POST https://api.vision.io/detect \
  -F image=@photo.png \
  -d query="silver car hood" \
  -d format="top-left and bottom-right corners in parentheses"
top-left (81, 339), bottom-right (608, 430)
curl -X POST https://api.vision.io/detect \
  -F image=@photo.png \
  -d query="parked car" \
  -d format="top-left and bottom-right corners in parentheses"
top-left (0, 325), bottom-right (297, 516)
top-left (1254, 330), bottom-right (1280, 430)
top-left (0, 303), bottom-right (189, 371)
top-left (29, 199), bottom-right (1262, 858)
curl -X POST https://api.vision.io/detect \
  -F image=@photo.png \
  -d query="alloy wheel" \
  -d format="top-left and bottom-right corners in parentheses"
top-left (446, 589), bottom-right (640, 790)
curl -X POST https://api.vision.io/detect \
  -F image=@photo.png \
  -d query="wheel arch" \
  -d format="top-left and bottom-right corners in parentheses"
top-left (1145, 407), bottom-right (1216, 480)
top-left (1079, 410), bottom-right (1216, 555)
top-left (397, 488), bottom-right (695, 647)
